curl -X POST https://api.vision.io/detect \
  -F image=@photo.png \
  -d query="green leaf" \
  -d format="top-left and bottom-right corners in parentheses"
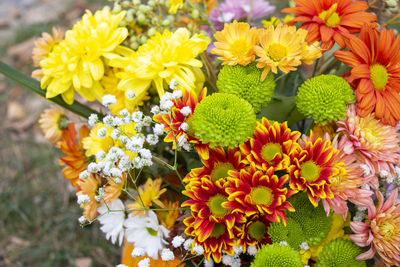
top-left (0, 61), bottom-right (103, 119)
top-left (258, 96), bottom-right (306, 125)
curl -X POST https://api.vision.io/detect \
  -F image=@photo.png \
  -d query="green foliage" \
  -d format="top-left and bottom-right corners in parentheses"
top-left (316, 239), bottom-right (366, 267)
top-left (191, 93), bottom-right (256, 148)
top-left (296, 74), bottom-right (355, 124)
top-left (217, 63), bottom-right (276, 112)
top-left (251, 243), bottom-right (303, 267)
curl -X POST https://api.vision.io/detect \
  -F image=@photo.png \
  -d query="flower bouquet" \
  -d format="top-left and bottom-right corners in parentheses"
top-left (2, 0), bottom-right (400, 266)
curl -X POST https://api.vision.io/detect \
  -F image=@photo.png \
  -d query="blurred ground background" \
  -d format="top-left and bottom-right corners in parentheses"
top-left (0, 0), bottom-right (120, 266)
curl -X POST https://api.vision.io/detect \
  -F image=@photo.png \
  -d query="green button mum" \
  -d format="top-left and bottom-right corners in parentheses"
top-left (217, 63), bottom-right (276, 112)
top-left (251, 243), bottom-right (303, 267)
top-left (316, 239), bottom-right (366, 267)
top-left (191, 93), bottom-right (256, 148)
top-left (296, 74), bottom-right (355, 124)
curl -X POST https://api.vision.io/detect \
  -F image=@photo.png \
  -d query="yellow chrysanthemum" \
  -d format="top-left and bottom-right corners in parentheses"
top-left (101, 66), bottom-right (150, 114)
top-left (254, 24), bottom-right (321, 80)
top-left (168, 0), bottom-right (183, 14)
top-left (38, 107), bottom-right (69, 144)
top-left (82, 122), bottom-right (136, 159)
top-left (40, 8), bottom-right (128, 104)
top-left (156, 200), bottom-right (180, 230)
top-left (211, 21), bottom-right (260, 66)
top-left (262, 15), bottom-right (294, 28)
top-left (127, 178), bottom-right (166, 216)
top-left (110, 28), bottom-right (210, 98)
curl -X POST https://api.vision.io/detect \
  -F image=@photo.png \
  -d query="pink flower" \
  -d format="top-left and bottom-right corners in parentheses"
top-left (337, 104), bottom-right (400, 188)
top-left (322, 135), bottom-right (373, 218)
top-left (350, 190), bottom-right (400, 266)
top-left (209, 0), bottom-right (275, 30)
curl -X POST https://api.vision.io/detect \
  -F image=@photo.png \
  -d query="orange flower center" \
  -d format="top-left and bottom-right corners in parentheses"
top-left (210, 223), bottom-right (226, 238)
top-left (370, 64), bottom-right (388, 91)
top-left (318, 4), bottom-right (341, 28)
top-left (261, 143), bottom-right (283, 163)
top-left (250, 186), bottom-right (274, 206)
top-left (207, 194), bottom-right (229, 218)
top-left (248, 220), bottom-right (267, 241)
top-left (230, 39), bottom-right (251, 58)
top-left (268, 43), bottom-right (287, 62)
top-left (300, 160), bottom-right (321, 182)
top-left (210, 162), bottom-right (235, 182)
top-left (378, 220), bottom-right (396, 238)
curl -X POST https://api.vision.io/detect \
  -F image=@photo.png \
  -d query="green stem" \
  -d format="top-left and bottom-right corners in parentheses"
top-left (311, 58), bottom-right (320, 78)
top-left (0, 61), bottom-right (103, 119)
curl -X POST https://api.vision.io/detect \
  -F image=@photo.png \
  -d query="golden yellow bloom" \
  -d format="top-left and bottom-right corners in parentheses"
top-left (40, 8), bottom-right (128, 104)
top-left (156, 200), bottom-right (180, 230)
top-left (101, 66), bottom-right (149, 114)
top-left (82, 122), bottom-right (136, 159)
top-left (127, 178), bottom-right (166, 216)
top-left (38, 107), bottom-right (69, 144)
top-left (254, 24), bottom-right (321, 80)
top-left (262, 15), bottom-right (294, 28)
top-left (168, 0), bottom-right (183, 14)
top-left (110, 28), bottom-right (210, 98)
top-left (211, 21), bottom-right (260, 66)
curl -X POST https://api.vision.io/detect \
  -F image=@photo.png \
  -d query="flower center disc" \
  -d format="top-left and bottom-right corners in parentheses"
top-left (268, 43), bottom-right (287, 62)
top-left (300, 161), bottom-right (321, 182)
top-left (230, 39), bottom-right (251, 58)
top-left (261, 143), bottom-right (283, 163)
top-left (207, 194), bottom-right (229, 218)
top-left (318, 4), bottom-right (341, 28)
top-left (210, 162), bottom-right (235, 182)
top-left (250, 186), bottom-right (274, 206)
top-left (370, 64), bottom-right (388, 91)
top-left (210, 223), bottom-right (226, 238)
top-left (379, 221), bottom-right (396, 238)
top-left (248, 220), bottom-right (267, 241)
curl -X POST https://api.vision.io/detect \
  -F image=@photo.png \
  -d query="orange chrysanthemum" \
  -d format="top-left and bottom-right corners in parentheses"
top-left (334, 25), bottom-right (400, 126)
top-left (153, 88), bottom-right (209, 158)
top-left (240, 118), bottom-right (301, 172)
top-left (224, 166), bottom-right (295, 225)
top-left (182, 177), bottom-right (244, 262)
top-left (289, 132), bottom-right (344, 207)
top-left (211, 21), bottom-right (260, 66)
top-left (76, 174), bottom-right (101, 221)
top-left (283, 0), bottom-right (377, 51)
top-left (183, 146), bottom-right (246, 185)
top-left (58, 123), bottom-right (90, 187)
top-left (39, 107), bottom-right (69, 144)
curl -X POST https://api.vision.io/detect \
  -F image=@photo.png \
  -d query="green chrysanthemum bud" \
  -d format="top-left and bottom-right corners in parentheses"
top-left (316, 239), bottom-right (366, 267)
top-left (251, 243), bottom-right (303, 267)
top-left (296, 75), bottom-right (355, 124)
top-left (268, 217), bottom-right (304, 249)
top-left (217, 63), bottom-right (276, 112)
top-left (191, 93), bottom-right (256, 148)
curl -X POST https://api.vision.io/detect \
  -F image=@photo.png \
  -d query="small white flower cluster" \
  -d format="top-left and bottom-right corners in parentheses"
top-left (220, 246), bottom-right (244, 267)
top-left (299, 242), bottom-right (309, 250)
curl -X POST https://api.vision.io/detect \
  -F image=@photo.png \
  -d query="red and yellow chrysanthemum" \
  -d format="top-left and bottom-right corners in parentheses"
top-left (240, 118), bottom-right (301, 171)
top-left (224, 166), bottom-right (295, 225)
top-left (153, 88), bottom-right (210, 158)
top-left (334, 25), bottom-right (400, 126)
top-left (289, 133), bottom-right (344, 207)
top-left (182, 177), bottom-right (244, 262)
top-left (237, 214), bottom-right (272, 251)
top-left (183, 146), bottom-right (246, 185)
top-left (58, 123), bottom-right (90, 187)
top-left (283, 0), bottom-right (377, 50)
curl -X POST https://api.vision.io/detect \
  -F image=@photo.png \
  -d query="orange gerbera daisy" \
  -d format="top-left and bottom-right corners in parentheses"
top-left (334, 25), bottom-right (400, 126)
top-left (211, 21), bottom-right (260, 66)
top-left (289, 132), bottom-right (344, 207)
top-left (225, 166), bottom-right (295, 225)
top-left (283, 0), bottom-right (377, 51)
top-left (182, 146), bottom-right (246, 185)
top-left (153, 88), bottom-right (210, 158)
top-left (58, 123), bottom-right (90, 187)
top-left (240, 118), bottom-right (301, 172)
